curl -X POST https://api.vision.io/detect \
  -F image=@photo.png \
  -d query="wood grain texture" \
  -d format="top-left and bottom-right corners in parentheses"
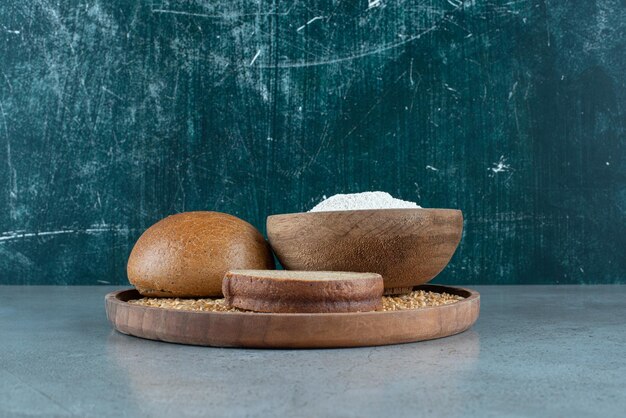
top-left (105, 285), bottom-right (480, 348)
top-left (0, 1), bottom-right (624, 285)
top-left (267, 209), bottom-right (463, 293)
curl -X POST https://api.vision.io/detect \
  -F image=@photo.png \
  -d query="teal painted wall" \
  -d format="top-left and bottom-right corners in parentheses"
top-left (0, 1), bottom-right (624, 285)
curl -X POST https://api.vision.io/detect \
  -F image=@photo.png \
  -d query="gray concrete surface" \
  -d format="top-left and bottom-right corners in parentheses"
top-left (0, 285), bottom-right (625, 418)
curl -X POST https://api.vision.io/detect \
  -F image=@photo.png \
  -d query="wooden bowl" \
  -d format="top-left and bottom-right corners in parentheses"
top-left (267, 209), bottom-right (463, 294)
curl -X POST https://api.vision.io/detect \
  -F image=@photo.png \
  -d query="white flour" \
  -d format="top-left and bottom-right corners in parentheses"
top-left (309, 192), bottom-right (421, 212)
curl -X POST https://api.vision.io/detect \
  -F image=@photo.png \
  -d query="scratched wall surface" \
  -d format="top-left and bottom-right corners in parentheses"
top-left (0, 0), bottom-right (624, 285)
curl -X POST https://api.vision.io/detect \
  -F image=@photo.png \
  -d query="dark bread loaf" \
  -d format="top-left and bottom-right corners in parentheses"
top-left (127, 212), bottom-right (274, 297)
top-left (223, 270), bottom-right (384, 313)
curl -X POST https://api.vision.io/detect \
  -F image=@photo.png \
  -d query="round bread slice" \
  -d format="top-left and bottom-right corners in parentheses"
top-left (222, 270), bottom-right (384, 313)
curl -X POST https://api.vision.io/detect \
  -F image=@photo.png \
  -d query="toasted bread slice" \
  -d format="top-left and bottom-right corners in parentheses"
top-left (222, 270), bottom-right (384, 313)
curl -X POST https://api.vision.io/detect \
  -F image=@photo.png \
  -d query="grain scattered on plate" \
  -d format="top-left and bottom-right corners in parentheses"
top-left (128, 297), bottom-right (241, 312)
top-left (128, 290), bottom-right (463, 312)
top-left (381, 290), bottom-right (464, 311)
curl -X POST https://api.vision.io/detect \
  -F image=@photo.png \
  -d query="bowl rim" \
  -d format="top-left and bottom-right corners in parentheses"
top-left (267, 208), bottom-right (462, 219)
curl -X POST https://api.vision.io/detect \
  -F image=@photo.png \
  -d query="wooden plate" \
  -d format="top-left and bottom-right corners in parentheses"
top-left (105, 285), bottom-right (479, 348)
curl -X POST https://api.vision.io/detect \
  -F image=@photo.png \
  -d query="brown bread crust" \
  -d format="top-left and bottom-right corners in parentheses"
top-left (223, 270), bottom-right (383, 313)
top-left (127, 212), bottom-right (275, 297)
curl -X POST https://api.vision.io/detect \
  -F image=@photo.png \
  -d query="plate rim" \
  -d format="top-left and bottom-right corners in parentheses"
top-left (106, 284), bottom-right (479, 317)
